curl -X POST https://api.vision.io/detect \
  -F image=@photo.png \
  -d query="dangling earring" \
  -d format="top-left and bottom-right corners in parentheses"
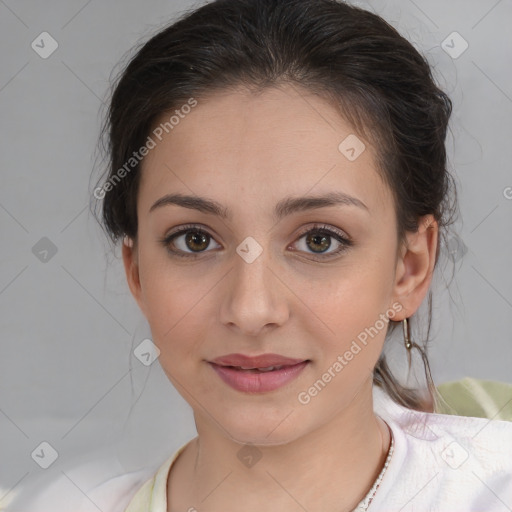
top-left (401, 315), bottom-right (437, 412)
top-left (402, 317), bottom-right (412, 350)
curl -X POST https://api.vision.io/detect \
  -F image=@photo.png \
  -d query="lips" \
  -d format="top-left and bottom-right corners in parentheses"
top-left (209, 358), bottom-right (310, 393)
top-left (210, 353), bottom-right (308, 370)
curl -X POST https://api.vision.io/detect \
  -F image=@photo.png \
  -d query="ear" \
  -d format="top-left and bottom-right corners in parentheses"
top-left (122, 236), bottom-right (147, 317)
top-left (391, 214), bottom-right (438, 320)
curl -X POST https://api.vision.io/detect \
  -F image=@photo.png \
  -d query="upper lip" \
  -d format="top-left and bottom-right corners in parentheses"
top-left (210, 353), bottom-right (308, 368)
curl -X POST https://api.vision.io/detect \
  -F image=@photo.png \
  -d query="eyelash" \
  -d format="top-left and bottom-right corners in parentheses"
top-left (159, 223), bottom-right (353, 260)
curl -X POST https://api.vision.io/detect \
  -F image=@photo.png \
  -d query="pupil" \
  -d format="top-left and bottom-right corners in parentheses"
top-left (186, 231), bottom-right (209, 252)
top-left (307, 232), bottom-right (330, 253)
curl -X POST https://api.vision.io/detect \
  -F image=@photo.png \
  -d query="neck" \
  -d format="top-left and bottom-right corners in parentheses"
top-left (169, 382), bottom-right (391, 512)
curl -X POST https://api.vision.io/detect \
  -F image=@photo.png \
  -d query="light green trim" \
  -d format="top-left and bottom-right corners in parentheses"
top-left (434, 377), bottom-right (512, 421)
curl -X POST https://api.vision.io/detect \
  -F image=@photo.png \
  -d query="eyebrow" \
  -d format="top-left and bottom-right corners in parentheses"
top-left (149, 191), bottom-right (369, 221)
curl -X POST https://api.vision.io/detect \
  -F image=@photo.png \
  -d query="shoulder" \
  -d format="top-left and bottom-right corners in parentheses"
top-left (7, 440), bottom-right (194, 512)
top-left (372, 395), bottom-right (512, 511)
top-left (5, 459), bottom-right (156, 512)
top-left (85, 468), bottom-right (156, 512)
top-left (374, 384), bottom-right (512, 464)
top-left (397, 407), bottom-right (512, 468)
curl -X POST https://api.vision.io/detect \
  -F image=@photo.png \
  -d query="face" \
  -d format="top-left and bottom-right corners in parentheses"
top-left (123, 83), bottom-right (435, 446)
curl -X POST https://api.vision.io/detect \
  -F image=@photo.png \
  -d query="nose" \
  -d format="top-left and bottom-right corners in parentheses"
top-left (219, 241), bottom-right (290, 336)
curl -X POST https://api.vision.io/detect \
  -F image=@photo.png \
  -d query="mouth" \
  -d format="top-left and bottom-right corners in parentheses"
top-left (208, 360), bottom-right (311, 393)
top-left (212, 363), bottom-right (307, 373)
top-left (210, 352), bottom-right (308, 368)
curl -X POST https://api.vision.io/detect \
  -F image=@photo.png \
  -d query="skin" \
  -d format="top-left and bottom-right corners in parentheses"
top-left (122, 83), bottom-right (438, 512)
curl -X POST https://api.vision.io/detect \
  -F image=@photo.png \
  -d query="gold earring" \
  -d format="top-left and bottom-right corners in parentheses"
top-left (403, 317), bottom-right (412, 350)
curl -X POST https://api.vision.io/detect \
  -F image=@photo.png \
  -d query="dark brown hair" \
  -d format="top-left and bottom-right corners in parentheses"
top-left (92, 0), bottom-right (459, 412)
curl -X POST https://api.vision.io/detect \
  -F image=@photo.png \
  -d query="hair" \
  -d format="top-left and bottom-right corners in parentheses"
top-left (92, 0), bottom-right (459, 413)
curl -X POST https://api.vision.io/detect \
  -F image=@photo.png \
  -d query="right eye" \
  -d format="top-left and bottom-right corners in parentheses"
top-left (159, 224), bottom-right (221, 258)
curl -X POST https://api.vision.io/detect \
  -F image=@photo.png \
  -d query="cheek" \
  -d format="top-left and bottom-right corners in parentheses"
top-left (298, 276), bottom-right (391, 411)
top-left (302, 261), bottom-right (392, 358)
top-left (138, 257), bottom-right (214, 365)
top-left (137, 254), bottom-right (183, 339)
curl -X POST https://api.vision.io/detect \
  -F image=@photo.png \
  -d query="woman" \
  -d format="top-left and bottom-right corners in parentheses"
top-left (85, 0), bottom-right (512, 510)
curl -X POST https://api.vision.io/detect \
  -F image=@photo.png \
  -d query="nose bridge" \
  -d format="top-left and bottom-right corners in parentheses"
top-left (220, 235), bottom-right (288, 334)
top-left (235, 237), bottom-right (271, 292)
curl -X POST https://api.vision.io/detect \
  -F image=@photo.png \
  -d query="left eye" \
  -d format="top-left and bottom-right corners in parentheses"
top-left (292, 225), bottom-right (353, 258)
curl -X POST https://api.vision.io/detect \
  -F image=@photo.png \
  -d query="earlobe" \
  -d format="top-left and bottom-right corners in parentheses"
top-left (391, 215), bottom-right (438, 319)
top-left (122, 236), bottom-right (146, 316)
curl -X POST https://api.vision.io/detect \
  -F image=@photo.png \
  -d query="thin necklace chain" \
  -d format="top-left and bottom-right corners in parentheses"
top-left (353, 425), bottom-right (395, 511)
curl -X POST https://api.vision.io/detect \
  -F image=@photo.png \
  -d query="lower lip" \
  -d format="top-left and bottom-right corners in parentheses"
top-left (208, 361), bottom-right (309, 393)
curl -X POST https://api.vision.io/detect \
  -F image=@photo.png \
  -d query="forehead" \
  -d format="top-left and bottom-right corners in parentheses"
top-left (138, 84), bottom-right (392, 218)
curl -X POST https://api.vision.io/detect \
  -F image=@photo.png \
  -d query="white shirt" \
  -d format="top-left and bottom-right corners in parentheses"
top-left (11, 387), bottom-right (512, 512)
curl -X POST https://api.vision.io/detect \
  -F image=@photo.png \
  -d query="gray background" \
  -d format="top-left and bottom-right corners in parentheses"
top-left (1, 0), bottom-right (511, 509)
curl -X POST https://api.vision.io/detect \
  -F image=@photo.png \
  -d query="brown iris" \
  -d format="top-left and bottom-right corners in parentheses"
top-left (185, 231), bottom-right (210, 252)
top-left (306, 232), bottom-right (331, 253)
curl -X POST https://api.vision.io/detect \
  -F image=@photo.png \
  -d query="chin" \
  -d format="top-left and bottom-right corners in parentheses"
top-left (229, 431), bottom-right (299, 448)
top-left (221, 411), bottom-right (306, 448)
